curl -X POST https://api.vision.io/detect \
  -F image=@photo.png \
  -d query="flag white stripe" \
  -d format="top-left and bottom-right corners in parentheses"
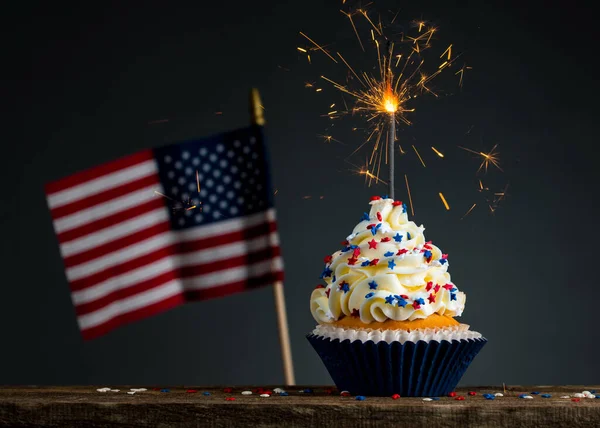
top-left (47, 160), bottom-right (158, 209)
top-left (77, 279), bottom-right (183, 330)
top-left (78, 257), bottom-right (283, 331)
top-left (53, 185), bottom-right (160, 234)
top-left (65, 209), bottom-right (277, 281)
top-left (60, 208), bottom-right (169, 257)
top-left (72, 231), bottom-right (280, 305)
top-left (182, 256), bottom-right (284, 290)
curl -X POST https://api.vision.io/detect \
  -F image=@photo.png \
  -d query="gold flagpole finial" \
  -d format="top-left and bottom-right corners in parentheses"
top-left (249, 88), bottom-right (265, 126)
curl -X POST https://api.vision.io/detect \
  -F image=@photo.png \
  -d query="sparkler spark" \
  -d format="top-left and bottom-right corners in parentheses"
top-left (438, 192), bottom-right (450, 210)
top-left (404, 174), bottom-right (415, 216)
top-left (412, 145), bottom-right (426, 167)
top-left (154, 170), bottom-right (202, 214)
top-left (461, 203), bottom-right (477, 220)
top-left (459, 144), bottom-right (503, 173)
top-left (431, 146), bottom-right (444, 157)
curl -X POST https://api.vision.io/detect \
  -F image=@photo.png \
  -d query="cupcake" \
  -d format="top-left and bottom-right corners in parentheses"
top-left (307, 196), bottom-right (486, 397)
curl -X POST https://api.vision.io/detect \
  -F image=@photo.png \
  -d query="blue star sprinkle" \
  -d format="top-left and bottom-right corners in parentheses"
top-left (415, 298), bottom-right (425, 305)
top-left (161, 389), bottom-right (170, 393)
top-left (361, 212), bottom-right (370, 221)
top-left (450, 293), bottom-right (457, 301)
top-left (423, 250), bottom-right (432, 259)
top-left (384, 251), bottom-right (394, 257)
top-left (518, 394), bottom-right (528, 399)
top-left (341, 246), bottom-right (351, 252)
top-left (541, 394), bottom-right (551, 398)
top-left (396, 298), bottom-right (407, 307)
top-left (402, 203), bottom-right (407, 213)
top-left (332, 275), bottom-right (336, 283)
top-left (431, 397), bottom-right (440, 401)
top-left (483, 394), bottom-right (495, 400)
top-left (439, 259), bottom-right (447, 265)
top-left (365, 292), bottom-right (375, 299)
top-left (451, 287), bottom-right (458, 292)
top-left (279, 392), bottom-right (289, 396)
top-left (350, 245), bottom-right (358, 249)
top-left (407, 232), bottom-right (412, 240)
top-left (203, 392), bottom-right (211, 396)
top-left (382, 194), bottom-right (388, 199)
top-left (385, 295), bottom-right (395, 305)
top-left (388, 259), bottom-right (396, 269)
top-left (368, 281), bottom-right (378, 289)
top-left (303, 388), bottom-right (313, 393)
top-left (361, 260), bottom-right (371, 266)
top-left (393, 233), bottom-right (403, 242)
top-left (320, 267), bottom-right (332, 279)
top-left (356, 395), bottom-right (366, 401)
top-left (340, 282), bottom-right (350, 293)
top-left (530, 391), bottom-right (540, 395)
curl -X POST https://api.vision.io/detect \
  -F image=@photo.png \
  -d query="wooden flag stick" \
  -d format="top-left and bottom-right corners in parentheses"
top-left (249, 88), bottom-right (296, 386)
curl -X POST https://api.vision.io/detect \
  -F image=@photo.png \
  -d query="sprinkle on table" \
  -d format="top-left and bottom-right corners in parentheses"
top-left (455, 396), bottom-right (465, 401)
top-left (186, 389), bottom-right (198, 393)
top-left (203, 392), bottom-right (211, 396)
top-left (225, 397), bottom-right (235, 401)
top-left (241, 391), bottom-right (252, 395)
top-left (468, 391), bottom-right (476, 396)
top-left (448, 392), bottom-right (456, 397)
top-left (223, 388), bottom-right (233, 393)
top-left (260, 394), bottom-right (270, 398)
top-left (160, 389), bottom-right (170, 393)
top-left (541, 394), bottom-right (551, 398)
top-left (356, 395), bottom-right (366, 401)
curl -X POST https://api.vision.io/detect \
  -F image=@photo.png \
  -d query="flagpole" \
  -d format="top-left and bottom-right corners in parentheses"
top-left (250, 88), bottom-right (296, 386)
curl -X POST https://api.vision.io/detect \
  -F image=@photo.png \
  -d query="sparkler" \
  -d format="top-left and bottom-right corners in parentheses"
top-left (299, 5), bottom-right (463, 201)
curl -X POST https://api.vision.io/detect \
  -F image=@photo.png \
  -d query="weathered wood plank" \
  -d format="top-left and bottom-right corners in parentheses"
top-left (1, 386), bottom-right (599, 428)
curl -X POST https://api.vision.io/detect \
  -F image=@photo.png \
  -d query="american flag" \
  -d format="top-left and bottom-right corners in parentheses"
top-left (45, 125), bottom-right (284, 340)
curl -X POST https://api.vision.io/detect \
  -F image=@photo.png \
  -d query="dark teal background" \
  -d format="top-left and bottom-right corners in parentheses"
top-left (1, 0), bottom-right (598, 386)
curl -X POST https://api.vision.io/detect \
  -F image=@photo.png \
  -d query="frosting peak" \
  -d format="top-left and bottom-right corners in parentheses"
top-left (310, 197), bottom-right (465, 325)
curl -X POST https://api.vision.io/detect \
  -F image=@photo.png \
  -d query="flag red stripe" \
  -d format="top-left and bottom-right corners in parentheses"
top-left (179, 246), bottom-right (281, 278)
top-left (56, 198), bottom-right (166, 244)
top-left (63, 221), bottom-right (172, 268)
top-left (184, 270), bottom-right (284, 301)
top-left (45, 150), bottom-right (154, 195)
top-left (68, 221), bottom-right (277, 291)
top-left (80, 292), bottom-right (185, 340)
top-left (74, 246), bottom-right (281, 316)
top-left (50, 174), bottom-right (160, 219)
top-left (178, 221), bottom-right (278, 254)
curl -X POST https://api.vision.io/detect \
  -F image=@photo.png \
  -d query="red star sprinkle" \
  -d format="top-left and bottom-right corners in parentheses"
top-left (381, 237), bottom-right (391, 242)
top-left (412, 301), bottom-right (421, 310)
top-left (367, 223), bottom-right (376, 230)
top-left (341, 391), bottom-right (351, 397)
top-left (186, 389), bottom-right (198, 393)
top-left (368, 239), bottom-right (378, 249)
top-left (428, 293), bottom-right (436, 304)
top-left (443, 284), bottom-right (454, 290)
top-left (351, 309), bottom-right (360, 317)
top-left (400, 294), bottom-right (409, 299)
top-left (341, 240), bottom-right (349, 246)
top-left (369, 258), bottom-right (379, 266)
top-left (441, 254), bottom-right (448, 259)
top-left (152, 388), bottom-right (161, 391)
top-left (448, 392), bottom-right (456, 397)
top-left (315, 284), bottom-right (325, 289)
top-left (370, 196), bottom-right (381, 201)
top-left (324, 255), bottom-right (333, 263)
top-left (468, 391), bottom-right (476, 396)
top-left (223, 388), bottom-right (233, 393)
top-left (455, 396), bottom-right (465, 401)
top-left (426, 281), bottom-right (433, 292)
top-left (434, 284), bottom-right (440, 293)
top-left (392, 200), bottom-right (402, 206)
top-left (572, 398), bottom-right (581, 402)
top-left (377, 212), bottom-right (382, 221)
top-left (225, 397), bottom-right (235, 401)
top-left (325, 289), bottom-right (331, 298)
top-left (397, 249), bottom-right (408, 255)
top-left (347, 257), bottom-right (358, 266)
top-left (391, 393), bottom-right (401, 399)
top-left (353, 248), bottom-right (361, 257)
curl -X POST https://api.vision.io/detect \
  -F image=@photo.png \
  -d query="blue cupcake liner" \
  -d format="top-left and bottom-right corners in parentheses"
top-left (307, 333), bottom-right (486, 397)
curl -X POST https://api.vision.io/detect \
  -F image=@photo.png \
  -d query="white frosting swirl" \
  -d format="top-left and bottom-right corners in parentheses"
top-left (310, 197), bottom-right (466, 325)
top-left (311, 323), bottom-right (482, 344)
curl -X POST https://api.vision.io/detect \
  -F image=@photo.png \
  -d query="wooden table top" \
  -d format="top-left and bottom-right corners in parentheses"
top-left (1, 385), bottom-right (599, 427)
